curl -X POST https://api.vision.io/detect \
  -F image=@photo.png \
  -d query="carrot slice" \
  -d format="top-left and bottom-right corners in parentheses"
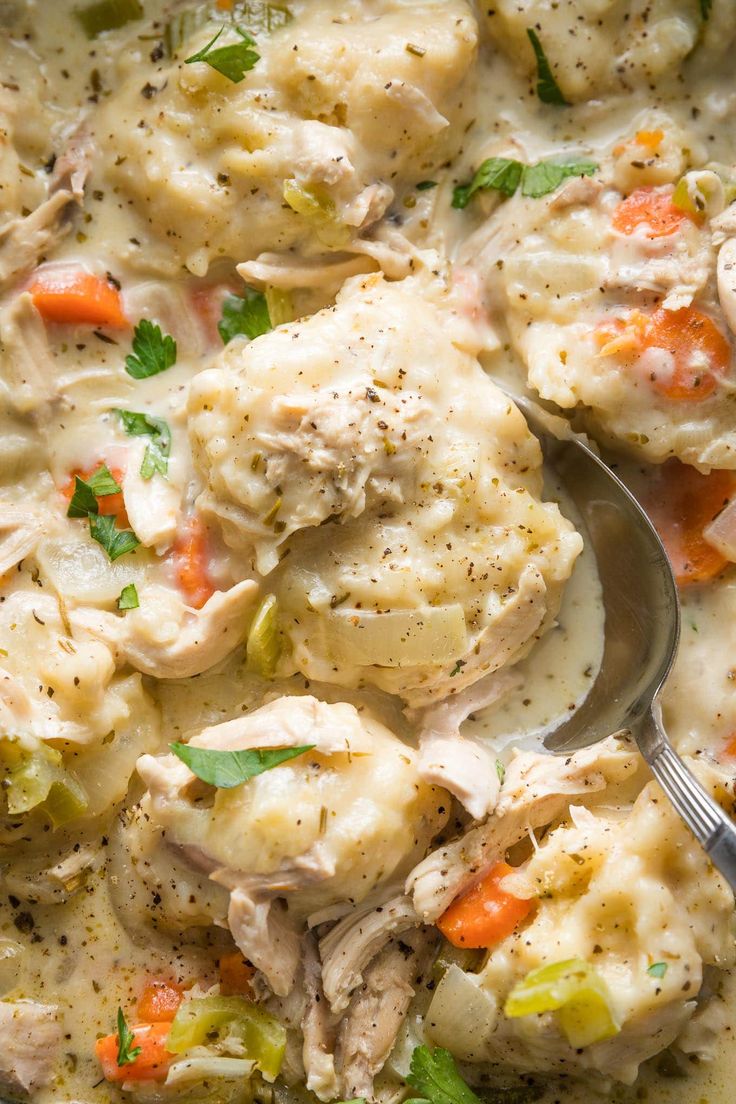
top-left (597, 307), bottom-right (730, 402)
top-left (643, 461), bottom-right (736, 586)
top-left (219, 951), bottom-right (255, 997)
top-left (29, 268), bottom-right (127, 328)
top-left (171, 516), bottom-right (215, 610)
top-left (95, 1022), bottom-right (173, 1083)
top-left (61, 464), bottom-right (130, 528)
top-left (437, 861), bottom-right (533, 949)
top-left (137, 980), bottom-right (183, 1023)
top-left (723, 734), bottom-right (736, 758)
top-left (612, 186), bottom-right (692, 239)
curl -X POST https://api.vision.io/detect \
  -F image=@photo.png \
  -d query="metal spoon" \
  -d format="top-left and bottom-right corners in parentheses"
top-left (513, 393), bottom-right (736, 891)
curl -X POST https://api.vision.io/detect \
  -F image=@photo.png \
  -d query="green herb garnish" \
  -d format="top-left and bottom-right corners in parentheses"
top-left (406, 1045), bottom-right (482, 1104)
top-left (169, 742), bottom-right (315, 788)
top-left (218, 289), bottom-right (272, 344)
top-left (526, 28), bottom-right (569, 106)
top-left (452, 156), bottom-right (597, 209)
top-left (74, 0), bottom-right (143, 39)
top-left (125, 319), bottom-right (177, 380)
top-left (116, 1007), bottom-right (142, 1067)
top-left (185, 24), bottom-right (260, 82)
top-left (115, 409), bottom-right (171, 479)
top-left (647, 962), bottom-right (668, 979)
top-left (117, 583), bottom-right (139, 611)
top-left (67, 464), bottom-right (121, 518)
top-left (90, 514), bottom-right (140, 561)
top-left (416, 180), bottom-right (438, 191)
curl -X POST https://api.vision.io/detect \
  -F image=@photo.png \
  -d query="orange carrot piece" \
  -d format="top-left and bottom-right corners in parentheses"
top-left (95, 1022), bottom-right (173, 1084)
top-left (612, 186), bottom-right (692, 239)
top-left (29, 268), bottom-right (127, 328)
top-left (61, 464), bottom-right (130, 528)
top-left (644, 461), bottom-right (736, 587)
top-left (437, 861), bottom-right (533, 949)
top-left (723, 734), bottom-right (736, 758)
top-left (219, 951), bottom-right (256, 997)
top-left (137, 980), bottom-right (183, 1023)
top-left (171, 516), bottom-right (215, 610)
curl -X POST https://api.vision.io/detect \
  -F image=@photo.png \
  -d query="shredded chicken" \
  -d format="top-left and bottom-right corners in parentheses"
top-left (0, 292), bottom-right (55, 413)
top-left (407, 736), bottom-right (640, 921)
top-left (301, 933), bottom-right (339, 1100)
top-left (0, 1000), bottom-right (62, 1097)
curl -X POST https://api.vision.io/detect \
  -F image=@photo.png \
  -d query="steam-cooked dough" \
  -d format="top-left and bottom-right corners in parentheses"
top-left (189, 273), bottom-right (582, 704)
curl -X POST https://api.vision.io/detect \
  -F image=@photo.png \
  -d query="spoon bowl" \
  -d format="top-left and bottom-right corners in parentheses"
top-left (513, 394), bottom-right (736, 891)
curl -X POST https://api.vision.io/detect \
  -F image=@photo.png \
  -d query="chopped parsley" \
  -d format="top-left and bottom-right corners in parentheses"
top-left (74, 0), bottom-right (143, 40)
top-left (170, 742), bottom-right (315, 788)
top-left (647, 962), bottom-right (668, 979)
top-left (66, 465), bottom-right (121, 518)
top-left (115, 409), bottom-right (171, 479)
top-left (185, 25), bottom-right (260, 83)
top-left (526, 28), bottom-right (569, 106)
top-left (218, 289), bottom-right (272, 344)
top-left (116, 1007), bottom-right (142, 1067)
top-left (117, 583), bottom-right (139, 611)
top-left (449, 659), bottom-right (466, 677)
top-left (406, 1045), bottom-right (482, 1104)
top-left (452, 156), bottom-right (597, 209)
top-left (90, 514), bottom-right (140, 561)
top-left (496, 759), bottom-right (506, 785)
top-left (416, 180), bottom-right (438, 191)
top-left (125, 319), bottom-right (177, 380)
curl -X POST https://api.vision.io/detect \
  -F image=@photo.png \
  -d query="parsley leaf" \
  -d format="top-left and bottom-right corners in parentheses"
top-left (66, 464), bottom-right (121, 518)
top-left (452, 157), bottom-right (523, 209)
top-left (90, 514), bottom-right (140, 561)
top-left (185, 25), bottom-right (260, 83)
top-left (218, 289), bottom-right (272, 344)
top-left (115, 409), bottom-right (171, 480)
top-left (700, 0), bottom-right (712, 17)
top-left (526, 28), bottom-right (569, 106)
top-left (520, 158), bottom-right (598, 198)
top-left (116, 1007), bottom-right (142, 1067)
top-left (169, 742), bottom-right (315, 788)
top-left (416, 180), bottom-right (438, 191)
top-left (647, 962), bottom-right (668, 978)
top-left (125, 319), bottom-right (177, 380)
top-left (117, 583), bottom-right (139, 611)
top-left (407, 1046), bottom-right (483, 1104)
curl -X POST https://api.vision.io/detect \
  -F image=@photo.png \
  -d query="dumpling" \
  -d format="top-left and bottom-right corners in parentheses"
top-left (188, 272), bottom-right (582, 705)
top-left (90, 0), bottom-right (477, 275)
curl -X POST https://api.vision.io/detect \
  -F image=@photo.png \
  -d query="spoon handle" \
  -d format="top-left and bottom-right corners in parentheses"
top-left (636, 704), bottom-right (736, 893)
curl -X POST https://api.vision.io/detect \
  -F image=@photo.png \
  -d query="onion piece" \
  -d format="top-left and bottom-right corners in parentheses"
top-left (703, 498), bottom-right (736, 562)
top-left (424, 964), bottom-right (498, 1059)
top-left (320, 604), bottom-right (468, 669)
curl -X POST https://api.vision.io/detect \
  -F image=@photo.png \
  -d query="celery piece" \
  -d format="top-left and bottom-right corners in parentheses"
top-left (246, 594), bottom-right (281, 678)
top-left (264, 286), bottom-right (294, 327)
top-left (168, 996), bottom-right (286, 1080)
top-left (4, 745), bottom-right (88, 827)
top-left (504, 958), bottom-right (620, 1049)
top-left (282, 180), bottom-right (351, 249)
top-left (74, 0), bottom-right (143, 38)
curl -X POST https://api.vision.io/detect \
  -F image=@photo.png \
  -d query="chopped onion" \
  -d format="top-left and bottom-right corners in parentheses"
top-left (165, 1056), bottom-right (255, 1087)
top-left (425, 964), bottom-right (498, 1059)
top-left (703, 498), bottom-right (736, 562)
top-left (320, 604), bottom-right (468, 668)
top-left (36, 537), bottom-right (150, 607)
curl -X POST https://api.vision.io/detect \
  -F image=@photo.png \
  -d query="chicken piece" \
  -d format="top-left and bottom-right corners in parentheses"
top-left (336, 929), bottom-right (435, 1099)
top-left (190, 273), bottom-right (581, 705)
top-left (92, 0), bottom-right (477, 276)
top-left (0, 1000), bottom-right (62, 1097)
top-left (412, 670), bottom-right (521, 820)
top-left (4, 843), bottom-right (102, 906)
top-left (319, 894), bottom-right (421, 1014)
top-left (301, 934), bottom-right (339, 1101)
top-left (70, 580), bottom-right (258, 679)
top-left (408, 736), bottom-right (640, 922)
top-left (0, 503), bottom-right (48, 576)
top-left (121, 438), bottom-right (182, 550)
top-left (137, 696), bottom-right (448, 995)
top-left (0, 293), bottom-right (55, 414)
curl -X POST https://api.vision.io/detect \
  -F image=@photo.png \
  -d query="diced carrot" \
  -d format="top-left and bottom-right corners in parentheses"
top-left (723, 734), bottom-right (736, 758)
top-left (437, 861), bottom-right (533, 949)
top-left (219, 951), bottom-right (255, 997)
top-left (95, 1022), bottom-right (173, 1084)
top-left (137, 980), bottom-right (183, 1023)
top-left (612, 186), bottom-right (693, 239)
top-left (643, 461), bottom-right (736, 587)
top-left (61, 463), bottom-right (130, 528)
top-left (596, 307), bottom-right (731, 402)
top-left (171, 516), bottom-right (215, 610)
top-left (216, 0), bottom-right (234, 8)
top-left (29, 268), bottom-right (127, 328)
top-left (613, 129), bottom-right (664, 158)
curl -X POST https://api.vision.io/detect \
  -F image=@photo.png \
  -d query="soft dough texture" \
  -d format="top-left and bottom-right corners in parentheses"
top-left (189, 273), bottom-right (582, 705)
top-left (91, 0), bottom-right (477, 275)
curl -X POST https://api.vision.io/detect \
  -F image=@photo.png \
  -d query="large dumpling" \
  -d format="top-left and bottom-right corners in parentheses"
top-left (89, 0), bottom-right (477, 275)
top-left (188, 272), bottom-right (582, 705)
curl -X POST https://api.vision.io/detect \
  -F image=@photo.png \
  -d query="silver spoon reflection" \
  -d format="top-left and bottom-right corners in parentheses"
top-left (512, 393), bottom-right (736, 892)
